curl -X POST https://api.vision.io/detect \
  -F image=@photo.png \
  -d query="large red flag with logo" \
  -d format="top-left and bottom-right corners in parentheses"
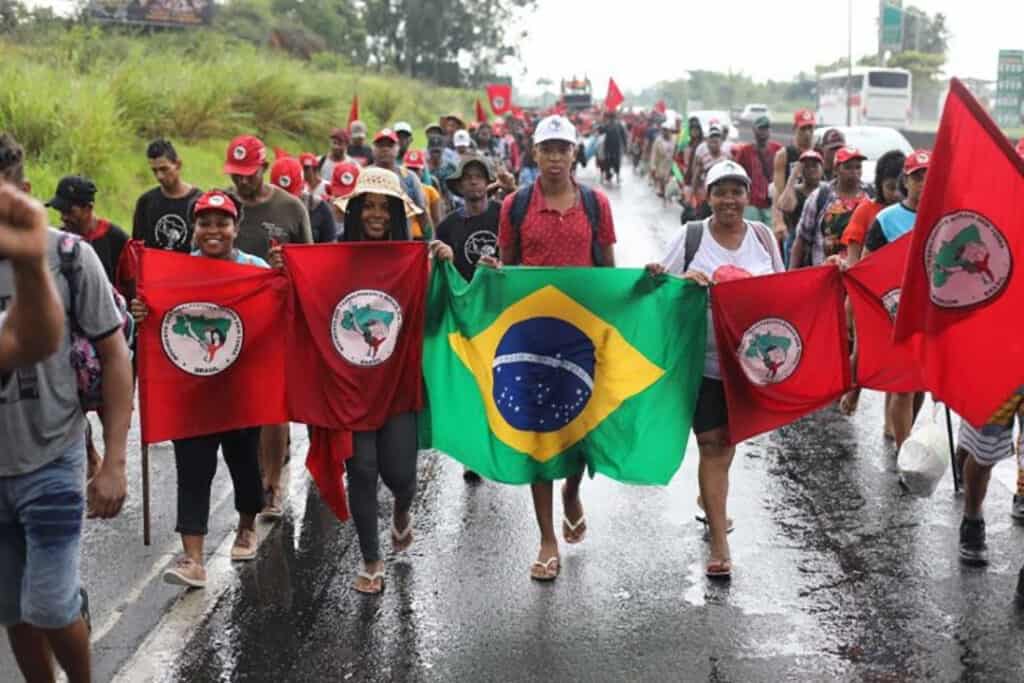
top-left (137, 250), bottom-right (289, 444)
top-left (893, 78), bottom-right (1024, 426)
top-left (605, 78), bottom-right (624, 112)
top-left (283, 242), bottom-right (427, 431)
top-left (844, 234), bottom-right (924, 392)
top-left (712, 266), bottom-right (851, 444)
top-left (486, 84), bottom-right (512, 115)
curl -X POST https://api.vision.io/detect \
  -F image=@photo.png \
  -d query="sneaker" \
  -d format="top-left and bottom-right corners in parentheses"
top-left (959, 517), bottom-right (989, 566)
top-left (79, 588), bottom-right (91, 633)
top-left (162, 557), bottom-right (207, 588)
top-left (1011, 495), bottom-right (1024, 522)
top-left (231, 529), bottom-right (258, 561)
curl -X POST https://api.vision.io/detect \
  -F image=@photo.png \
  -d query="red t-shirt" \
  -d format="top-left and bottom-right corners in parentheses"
top-left (498, 183), bottom-right (616, 266)
top-left (733, 141), bottom-right (782, 209)
top-left (841, 199), bottom-right (885, 246)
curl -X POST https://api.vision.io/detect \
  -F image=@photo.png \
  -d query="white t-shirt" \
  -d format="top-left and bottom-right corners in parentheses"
top-left (661, 219), bottom-right (780, 379)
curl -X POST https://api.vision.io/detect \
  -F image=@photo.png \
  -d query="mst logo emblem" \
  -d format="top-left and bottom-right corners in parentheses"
top-left (331, 290), bottom-right (404, 367)
top-left (738, 318), bottom-right (803, 386)
top-left (925, 210), bottom-right (1012, 309)
top-left (161, 303), bottom-right (243, 376)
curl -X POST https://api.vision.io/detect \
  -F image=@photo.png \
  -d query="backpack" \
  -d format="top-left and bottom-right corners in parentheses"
top-left (507, 183), bottom-right (603, 266)
top-left (58, 234), bottom-right (133, 412)
top-left (680, 219), bottom-right (784, 273)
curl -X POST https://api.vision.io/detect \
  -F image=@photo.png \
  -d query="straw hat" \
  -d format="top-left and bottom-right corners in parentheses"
top-left (332, 166), bottom-right (422, 217)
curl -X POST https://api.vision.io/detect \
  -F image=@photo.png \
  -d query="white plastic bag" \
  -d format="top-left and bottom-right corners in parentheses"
top-left (898, 402), bottom-right (949, 497)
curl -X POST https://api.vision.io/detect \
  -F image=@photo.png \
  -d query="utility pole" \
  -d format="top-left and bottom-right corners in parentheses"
top-left (847, 0), bottom-right (853, 125)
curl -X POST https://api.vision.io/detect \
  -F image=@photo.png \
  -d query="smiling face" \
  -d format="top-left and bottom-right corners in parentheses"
top-left (360, 193), bottom-right (391, 240)
top-left (193, 210), bottom-right (238, 258)
top-left (708, 179), bottom-right (749, 223)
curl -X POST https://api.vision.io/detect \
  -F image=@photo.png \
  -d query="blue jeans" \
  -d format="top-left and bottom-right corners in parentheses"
top-left (0, 439), bottom-right (86, 629)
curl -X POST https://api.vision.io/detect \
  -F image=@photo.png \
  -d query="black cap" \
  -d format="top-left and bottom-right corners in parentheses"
top-left (46, 176), bottom-right (97, 212)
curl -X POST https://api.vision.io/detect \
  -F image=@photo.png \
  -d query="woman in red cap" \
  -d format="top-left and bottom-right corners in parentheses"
top-left (129, 190), bottom-right (269, 589)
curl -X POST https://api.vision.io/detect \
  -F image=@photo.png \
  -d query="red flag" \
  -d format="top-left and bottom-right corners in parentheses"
top-left (844, 235), bottom-right (924, 392)
top-left (486, 83), bottom-right (512, 115)
top-left (712, 266), bottom-right (851, 444)
top-left (654, 99), bottom-right (667, 114)
top-left (306, 427), bottom-right (353, 521)
top-left (554, 99), bottom-right (567, 116)
top-left (283, 243), bottom-right (427, 431)
top-left (605, 77), bottom-right (624, 112)
top-left (475, 98), bottom-right (487, 124)
top-left (137, 250), bottom-right (289, 444)
top-left (348, 95), bottom-right (359, 126)
top-left (893, 78), bottom-right (1024, 426)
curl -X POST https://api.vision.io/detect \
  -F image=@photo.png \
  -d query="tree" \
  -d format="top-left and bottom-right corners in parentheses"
top-left (271, 0), bottom-right (367, 65)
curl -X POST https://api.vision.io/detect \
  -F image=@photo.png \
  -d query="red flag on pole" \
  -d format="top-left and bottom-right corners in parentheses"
top-left (604, 77), bottom-right (624, 112)
top-left (654, 99), bottom-right (667, 114)
top-left (282, 242), bottom-right (427, 432)
top-left (893, 78), bottom-right (1024, 426)
top-left (137, 250), bottom-right (289, 444)
top-left (348, 95), bottom-right (359, 126)
top-left (844, 234), bottom-right (925, 392)
top-left (475, 98), bottom-right (487, 124)
top-left (486, 84), bottom-right (513, 115)
top-left (712, 266), bottom-right (851, 444)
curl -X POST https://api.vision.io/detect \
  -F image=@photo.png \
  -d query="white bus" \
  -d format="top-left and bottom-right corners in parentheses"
top-left (816, 67), bottom-right (912, 128)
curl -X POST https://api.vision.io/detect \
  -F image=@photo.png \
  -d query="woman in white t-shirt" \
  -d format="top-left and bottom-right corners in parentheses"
top-left (647, 160), bottom-right (784, 580)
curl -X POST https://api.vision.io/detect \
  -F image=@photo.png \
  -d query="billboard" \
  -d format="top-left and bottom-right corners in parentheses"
top-left (995, 50), bottom-right (1024, 128)
top-left (88, 0), bottom-right (214, 28)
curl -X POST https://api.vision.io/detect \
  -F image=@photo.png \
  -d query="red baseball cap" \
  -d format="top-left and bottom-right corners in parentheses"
top-left (799, 149), bottom-right (824, 163)
top-left (834, 147), bottom-right (867, 165)
top-left (404, 149), bottom-right (426, 170)
top-left (299, 152), bottom-right (318, 168)
top-left (270, 157), bottom-right (304, 197)
top-left (904, 149), bottom-right (931, 175)
top-left (193, 190), bottom-right (239, 219)
top-left (224, 135), bottom-right (267, 176)
top-left (373, 128), bottom-right (399, 144)
top-left (329, 162), bottom-right (360, 200)
top-left (793, 109), bottom-right (817, 128)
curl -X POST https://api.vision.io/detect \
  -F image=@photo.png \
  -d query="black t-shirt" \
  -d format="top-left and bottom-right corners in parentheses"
top-left (88, 220), bottom-right (130, 285)
top-left (132, 186), bottom-right (202, 252)
top-left (435, 201), bottom-right (501, 282)
top-left (349, 144), bottom-right (373, 167)
top-left (305, 195), bottom-right (338, 243)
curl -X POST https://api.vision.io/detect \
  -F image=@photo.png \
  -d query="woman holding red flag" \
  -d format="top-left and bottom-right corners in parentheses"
top-left (129, 190), bottom-right (268, 589)
top-left (646, 160), bottom-right (785, 580)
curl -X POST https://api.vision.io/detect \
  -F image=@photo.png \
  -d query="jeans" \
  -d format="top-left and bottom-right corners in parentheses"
top-left (0, 438), bottom-right (86, 628)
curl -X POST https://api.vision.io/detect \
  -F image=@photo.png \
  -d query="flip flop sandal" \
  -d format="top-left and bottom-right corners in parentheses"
top-left (354, 570), bottom-right (385, 595)
top-left (391, 514), bottom-right (414, 552)
top-left (705, 559), bottom-right (732, 580)
top-left (563, 514), bottom-right (587, 544)
top-left (530, 556), bottom-right (560, 582)
top-left (695, 514), bottom-right (735, 538)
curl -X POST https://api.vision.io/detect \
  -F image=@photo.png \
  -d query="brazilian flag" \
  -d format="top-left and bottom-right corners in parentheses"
top-left (420, 262), bottom-right (707, 485)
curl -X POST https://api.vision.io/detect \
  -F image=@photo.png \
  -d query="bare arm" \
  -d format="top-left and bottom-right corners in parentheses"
top-left (777, 162), bottom-right (803, 214)
top-left (87, 330), bottom-right (132, 519)
top-left (771, 147), bottom-right (788, 238)
top-left (789, 237), bottom-right (805, 271)
top-left (599, 244), bottom-right (615, 267)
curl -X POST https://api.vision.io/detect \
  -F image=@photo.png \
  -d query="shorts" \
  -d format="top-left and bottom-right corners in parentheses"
top-left (693, 377), bottom-right (729, 435)
top-left (958, 394), bottom-right (1024, 467)
top-left (0, 439), bottom-right (86, 629)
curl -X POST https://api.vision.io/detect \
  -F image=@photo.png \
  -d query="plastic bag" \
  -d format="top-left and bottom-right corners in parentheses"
top-left (898, 402), bottom-right (949, 497)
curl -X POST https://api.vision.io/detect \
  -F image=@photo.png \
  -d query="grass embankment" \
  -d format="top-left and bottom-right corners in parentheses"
top-left (0, 27), bottom-right (478, 227)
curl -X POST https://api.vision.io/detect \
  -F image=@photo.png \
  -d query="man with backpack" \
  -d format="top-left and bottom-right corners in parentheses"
top-left (0, 132), bottom-right (132, 683)
top-left (495, 115), bottom-right (616, 582)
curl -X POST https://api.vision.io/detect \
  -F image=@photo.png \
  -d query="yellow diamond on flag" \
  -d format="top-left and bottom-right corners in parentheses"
top-left (449, 285), bottom-right (664, 462)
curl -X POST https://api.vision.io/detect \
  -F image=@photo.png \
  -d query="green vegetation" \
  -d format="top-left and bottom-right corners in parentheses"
top-left (0, 25), bottom-right (479, 227)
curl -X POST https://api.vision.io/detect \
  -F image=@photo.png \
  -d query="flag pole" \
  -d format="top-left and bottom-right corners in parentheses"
top-left (945, 406), bottom-right (961, 494)
top-left (142, 443), bottom-right (151, 546)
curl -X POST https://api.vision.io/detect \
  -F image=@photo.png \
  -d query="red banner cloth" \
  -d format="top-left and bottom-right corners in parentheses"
top-left (605, 78), bottom-right (624, 112)
top-left (486, 84), bottom-right (513, 115)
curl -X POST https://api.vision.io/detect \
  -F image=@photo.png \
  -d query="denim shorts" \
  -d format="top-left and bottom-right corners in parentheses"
top-left (0, 438), bottom-right (86, 629)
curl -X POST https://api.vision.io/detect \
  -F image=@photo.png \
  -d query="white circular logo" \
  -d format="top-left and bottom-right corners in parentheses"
top-left (154, 214), bottom-right (189, 250)
top-left (340, 171), bottom-right (354, 185)
top-left (493, 96), bottom-right (506, 110)
top-left (924, 210), bottom-right (1012, 309)
top-left (232, 145), bottom-right (247, 161)
top-left (330, 290), bottom-right (403, 367)
top-left (161, 303), bottom-right (243, 376)
top-left (881, 288), bottom-right (901, 323)
top-left (279, 175), bottom-right (292, 188)
top-left (916, 152), bottom-right (929, 164)
top-left (208, 194), bottom-right (225, 207)
top-left (738, 318), bottom-right (803, 386)
top-left (464, 230), bottom-right (498, 265)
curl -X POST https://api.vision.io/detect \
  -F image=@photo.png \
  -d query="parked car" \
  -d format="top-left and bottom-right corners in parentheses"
top-left (813, 126), bottom-right (914, 180)
top-left (738, 104), bottom-right (771, 125)
top-left (688, 110), bottom-right (740, 141)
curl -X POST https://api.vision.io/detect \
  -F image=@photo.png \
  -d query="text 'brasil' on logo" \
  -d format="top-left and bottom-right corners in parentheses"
top-left (449, 285), bottom-right (663, 462)
top-left (738, 318), bottom-right (803, 386)
top-left (161, 302), bottom-right (244, 376)
top-left (925, 210), bottom-right (1012, 309)
top-left (331, 289), bottom-right (404, 367)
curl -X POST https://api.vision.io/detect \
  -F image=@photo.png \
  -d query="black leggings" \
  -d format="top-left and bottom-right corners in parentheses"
top-left (172, 428), bottom-right (263, 536)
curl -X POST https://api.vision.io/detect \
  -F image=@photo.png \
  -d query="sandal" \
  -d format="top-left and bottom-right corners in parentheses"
top-left (562, 486), bottom-right (587, 544)
top-left (705, 558), bottom-right (732, 580)
top-left (530, 556), bottom-right (560, 582)
top-left (695, 514), bottom-right (735, 539)
top-left (391, 513), bottom-right (414, 553)
top-left (353, 569), bottom-right (385, 595)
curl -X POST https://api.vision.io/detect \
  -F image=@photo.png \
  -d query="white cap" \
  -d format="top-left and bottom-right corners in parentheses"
top-left (453, 130), bottom-right (472, 147)
top-left (705, 160), bottom-right (750, 190)
top-left (533, 115), bottom-right (577, 145)
top-left (394, 121), bottom-right (413, 135)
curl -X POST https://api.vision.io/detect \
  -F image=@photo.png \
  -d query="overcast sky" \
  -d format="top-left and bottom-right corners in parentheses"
top-left (508, 0), bottom-right (1023, 94)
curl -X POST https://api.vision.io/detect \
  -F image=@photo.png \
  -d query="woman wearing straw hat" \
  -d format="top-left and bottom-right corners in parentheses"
top-left (331, 167), bottom-right (454, 594)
